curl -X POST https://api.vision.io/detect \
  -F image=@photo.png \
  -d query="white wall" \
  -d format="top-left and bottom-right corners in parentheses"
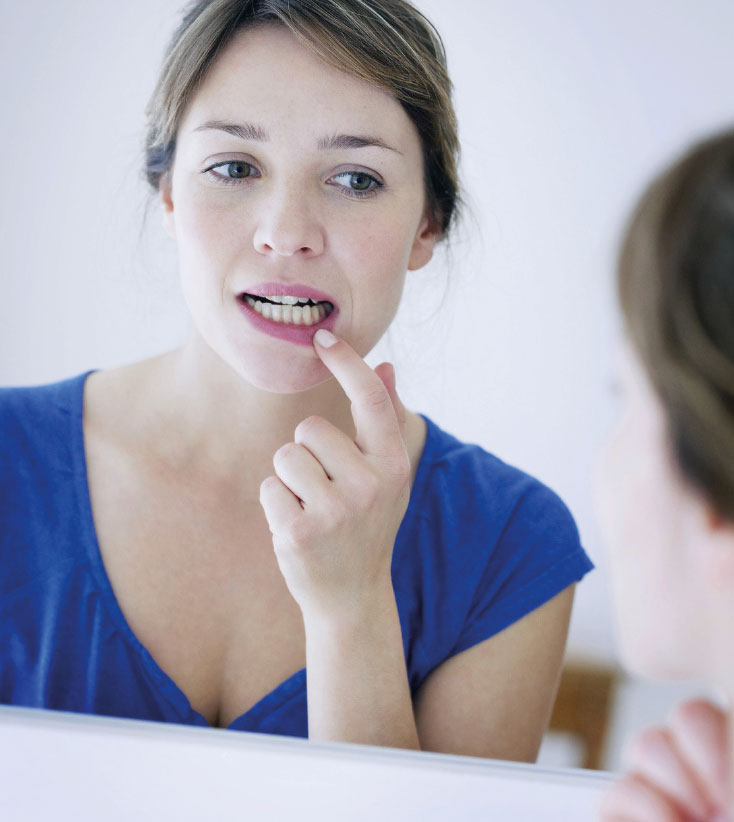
top-left (407, 0), bottom-right (734, 662)
top-left (2, 0), bottom-right (734, 768)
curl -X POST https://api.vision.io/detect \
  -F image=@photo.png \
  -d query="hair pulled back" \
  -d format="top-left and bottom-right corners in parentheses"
top-left (618, 129), bottom-right (734, 521)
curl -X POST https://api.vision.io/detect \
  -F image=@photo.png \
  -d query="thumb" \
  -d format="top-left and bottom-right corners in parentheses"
top-left (374, 362), bottom-right (407, 444)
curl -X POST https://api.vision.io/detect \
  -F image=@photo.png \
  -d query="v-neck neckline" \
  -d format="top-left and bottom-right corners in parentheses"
top-left (69, 369), bottom-right (436, 730)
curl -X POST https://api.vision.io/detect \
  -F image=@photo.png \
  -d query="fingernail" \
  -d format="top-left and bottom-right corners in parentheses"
top-left (314, 329), bottom-right (338, 348)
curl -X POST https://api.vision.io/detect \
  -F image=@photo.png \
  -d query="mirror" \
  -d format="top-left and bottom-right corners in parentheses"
top-left (1, 0), bottom-right (731, 777)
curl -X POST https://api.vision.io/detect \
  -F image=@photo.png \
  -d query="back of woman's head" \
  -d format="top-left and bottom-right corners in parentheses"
top-left (618, 128), bottom-right (734, 521)
top-left (144, 0), bottom-right (460, 237)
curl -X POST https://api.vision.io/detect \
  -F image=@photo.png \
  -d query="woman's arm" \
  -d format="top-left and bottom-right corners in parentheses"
top-left (306, 583), bottom-right (575, 754)
top-left (304, 579), bottom-right (420, 748)
top-left (413, 585), bottom-right (575, 760)
top-left (259, 330), bottom-right (419, 747)
top-left (261, 331), bottom-right (578, 753)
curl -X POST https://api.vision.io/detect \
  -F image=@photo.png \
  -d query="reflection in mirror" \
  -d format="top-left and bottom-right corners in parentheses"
top-left (593, 129), bottom-right (734, 817)
top-left (0, 0), bottom-right (733, 795)
top-left (0, 0), bottom-right (592, 763)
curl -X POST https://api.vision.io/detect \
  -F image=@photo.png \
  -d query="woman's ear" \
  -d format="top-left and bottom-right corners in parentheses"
top-left (160, 172), bottom-right (176, 239)
top-left (407, 211), bottom-right (442, 271)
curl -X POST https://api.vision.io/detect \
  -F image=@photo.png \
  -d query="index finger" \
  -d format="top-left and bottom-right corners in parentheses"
top-left (374, 361), bottom-right (407, 445)
top-left (313, 328), bottom-right (404, 457)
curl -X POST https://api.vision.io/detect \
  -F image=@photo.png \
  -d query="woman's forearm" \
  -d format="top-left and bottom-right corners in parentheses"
top-left (303, 582), bottom-right (421, 750)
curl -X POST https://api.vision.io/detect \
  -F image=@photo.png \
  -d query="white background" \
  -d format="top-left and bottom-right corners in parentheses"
top-left (2, 0), bottom-right (733, 769)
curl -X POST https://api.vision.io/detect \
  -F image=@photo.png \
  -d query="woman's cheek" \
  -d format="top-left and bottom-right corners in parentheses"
top-left (336, 234), bottom-right (408, 355)
top-left (593, 423), bottom-right (635, 562)
top-left (177, 197), bottom-right (250, 311)
top-left (594, 422), bottom-right (663, 668)
top-left (594, 418), bottom-right (704, 677)
top-left (180, 193), bottom-right (241, 264)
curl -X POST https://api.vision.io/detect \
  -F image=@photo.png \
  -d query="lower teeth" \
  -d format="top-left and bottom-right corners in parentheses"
top-left (244, 296), bottom-right (330, 326)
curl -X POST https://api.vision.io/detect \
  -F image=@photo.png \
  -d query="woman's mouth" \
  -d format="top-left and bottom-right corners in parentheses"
top-left (240, 293), bottom-right (335, 327)
top-left (235, 287), bottom-right (339, 346)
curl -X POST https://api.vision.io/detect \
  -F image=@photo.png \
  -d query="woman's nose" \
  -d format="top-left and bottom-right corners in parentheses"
top-left (252, 186), bottom-right (325, 258)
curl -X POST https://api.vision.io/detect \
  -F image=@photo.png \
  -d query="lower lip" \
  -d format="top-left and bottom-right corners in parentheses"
top-left (236, 297), bottom-right (339, 347)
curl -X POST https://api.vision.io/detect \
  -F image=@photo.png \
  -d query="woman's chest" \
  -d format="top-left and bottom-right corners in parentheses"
top-left (85, 443), bottom-right (306, 729)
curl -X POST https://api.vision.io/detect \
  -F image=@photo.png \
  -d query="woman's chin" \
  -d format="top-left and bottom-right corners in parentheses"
top-left (616, 623), bottom-right (700, 681)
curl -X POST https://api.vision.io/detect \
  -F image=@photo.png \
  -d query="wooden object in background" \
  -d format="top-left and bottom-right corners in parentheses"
top-left (548, 660), bottom-right (619, 771)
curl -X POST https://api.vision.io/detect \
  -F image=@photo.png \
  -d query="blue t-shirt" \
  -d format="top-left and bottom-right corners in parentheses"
top-left (0, 371), bottom-right (593, 735)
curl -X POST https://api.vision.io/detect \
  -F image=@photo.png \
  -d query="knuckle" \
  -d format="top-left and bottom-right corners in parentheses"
top-left (286, 515), bottom-right (314, 545)
top-left (274, 441), bottom-right (301, 465)
top-left (361, 386), bottom-right (391, 412)
top-left (259, 475), bottom-right (280, 497)
top-left (670, 697), bottom-right (724, 732)
top-left (625, 725), bottom-right (672, 763)
top-left (295, 415), bottom-right (326, 442)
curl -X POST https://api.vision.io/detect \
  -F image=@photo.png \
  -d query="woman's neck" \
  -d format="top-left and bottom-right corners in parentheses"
top-left (135, 336), bottom-right (357, 492)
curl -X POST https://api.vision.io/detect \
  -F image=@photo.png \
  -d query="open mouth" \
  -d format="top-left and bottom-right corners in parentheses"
top-left (239, 293), bottom-right (335, 327)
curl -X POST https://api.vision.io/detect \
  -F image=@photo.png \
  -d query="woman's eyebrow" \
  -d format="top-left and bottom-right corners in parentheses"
top-left (192, 120), bottom-right (401, 154)
top-left (193, 120), bottom-right (267, 141)
top-left (317, 134), bottom-right (401, 154)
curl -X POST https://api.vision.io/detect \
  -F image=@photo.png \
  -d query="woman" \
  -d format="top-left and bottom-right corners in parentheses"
top-left (0, 0), bottom-right (592, 757)
top-left (596, 130), bottom-right (734, 819)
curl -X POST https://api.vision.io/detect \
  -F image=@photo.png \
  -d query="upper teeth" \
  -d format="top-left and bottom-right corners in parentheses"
top-left (265, 296), bottom-right (312, 305)
top-left (245, 295), bottom-right (332, 326)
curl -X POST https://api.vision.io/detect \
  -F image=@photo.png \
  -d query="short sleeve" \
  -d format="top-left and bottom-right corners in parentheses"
top-left (450, 482), bottom-right (593, 657)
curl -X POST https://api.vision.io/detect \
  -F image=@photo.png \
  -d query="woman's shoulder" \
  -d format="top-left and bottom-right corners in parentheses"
top-left (415, 414), bottom-right (576, 530)
top-left (0, 372), bottom-right (97, 594)
top-left (0, 355), bottom-right (165, 448)
top-left (0, 371), bottom-right (94, 444)
top-left (396, 415), bottom-right (594, 675)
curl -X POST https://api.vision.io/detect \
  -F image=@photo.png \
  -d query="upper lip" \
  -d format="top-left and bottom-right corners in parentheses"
top-left (240, 282), bottom-right (338, 306)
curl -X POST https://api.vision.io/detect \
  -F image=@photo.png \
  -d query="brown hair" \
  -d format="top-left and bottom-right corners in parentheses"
top-left (618, 128), bottom-right (734, 520)
top-left (144, 0), bottom-right (460, 236)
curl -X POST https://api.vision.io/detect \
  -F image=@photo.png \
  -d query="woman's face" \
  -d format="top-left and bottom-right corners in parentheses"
top-left (593, 340), bottom-right (715, 679)
top-left (162, 24), bottom-right (438, 393)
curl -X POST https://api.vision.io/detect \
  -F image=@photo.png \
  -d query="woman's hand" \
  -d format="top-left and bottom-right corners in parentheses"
top-left (259, 329), bottom-right (411, 623)
top-left (601, 698), bottom-right (730, 822)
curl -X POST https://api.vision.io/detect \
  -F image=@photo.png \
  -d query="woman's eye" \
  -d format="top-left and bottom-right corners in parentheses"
top-left (206, 161), bottom-right (259, 185)
top-left (329, 171), bottom-right (382, 197)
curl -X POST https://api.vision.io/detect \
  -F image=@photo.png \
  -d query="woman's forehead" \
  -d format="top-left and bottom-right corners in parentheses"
top-left (180, 24), bottom-right (417, 149)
